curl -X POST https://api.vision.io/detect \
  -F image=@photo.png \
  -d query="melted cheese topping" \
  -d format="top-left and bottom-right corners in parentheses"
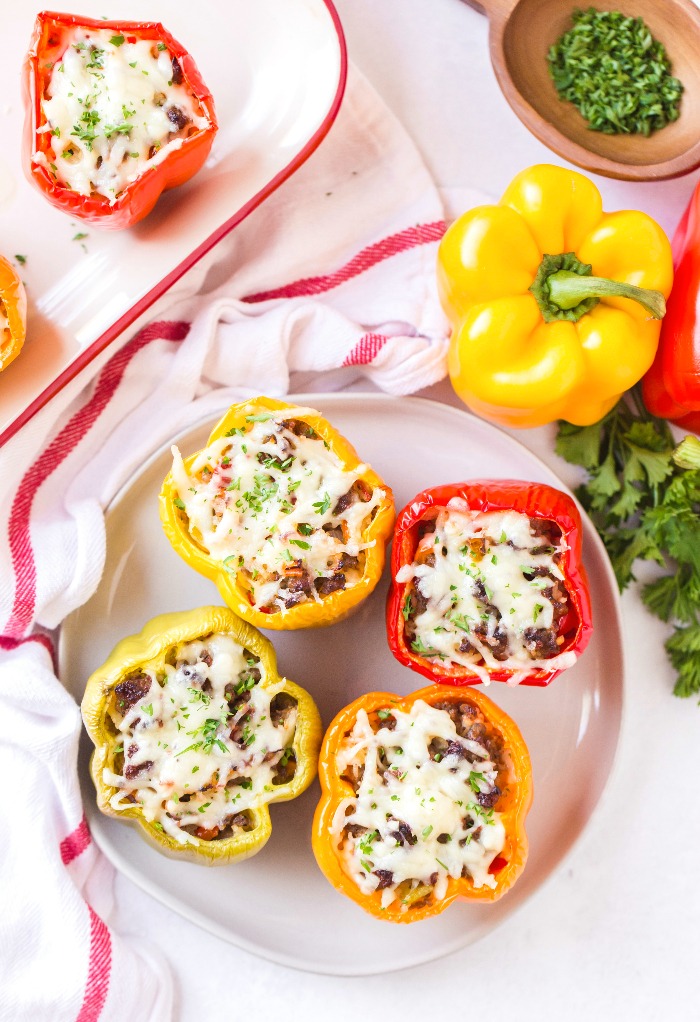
top-left (103, 632), bottom-right (297, 845)
top-left (34, 28), bottom-right (208, 202)
top-left (333, 700), bottom-right (506, 911)
top-left (170, 406), bottom-right (386, 612)
top-left (397, 502), bottom-right (577, 684)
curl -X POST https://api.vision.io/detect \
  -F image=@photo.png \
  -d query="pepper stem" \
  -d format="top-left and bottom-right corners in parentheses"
top-left (529, 252), bottom-right (666, 324)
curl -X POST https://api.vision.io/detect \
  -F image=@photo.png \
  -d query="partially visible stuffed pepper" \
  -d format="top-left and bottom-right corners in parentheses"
top-left (312, 685), bottom-right (532, 922)
top-left (386, 480), bottom-right (592, 687)
top-left (643, 177), bottom-right (700, 431)
top-left (0, 255), bottom-right (27, 372)
top-left (438, 164), bottom-right (673, 428)
top-left (23, 12), bottom-right (217, 228)
top-left (81, 606), bottom-right (322, 864)
top-left (159, 397), bottom-right (395, 631)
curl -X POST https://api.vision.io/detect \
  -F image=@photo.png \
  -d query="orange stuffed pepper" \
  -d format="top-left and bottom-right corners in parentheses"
top-left (313, 685), bottom-right (532, 923)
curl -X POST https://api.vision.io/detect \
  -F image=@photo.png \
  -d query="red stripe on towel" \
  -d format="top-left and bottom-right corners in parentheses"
top-left (75, 907), bottom-right (112, 1022)
top-left (342, 333), bottom-right (389, 366)
top-left (60, 815), bottom-right (92, 865)
top-left (5, 322), bottom-right (190, 639)
top-left (243, 221), bottom-right (446, 303)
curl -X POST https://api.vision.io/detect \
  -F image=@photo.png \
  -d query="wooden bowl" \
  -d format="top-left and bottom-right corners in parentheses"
top-left (465, 0), bottom-right (700, 180)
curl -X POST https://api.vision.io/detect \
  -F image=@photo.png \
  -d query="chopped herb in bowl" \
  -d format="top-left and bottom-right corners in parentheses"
top-left (547, 8), bottom-right (684, 136)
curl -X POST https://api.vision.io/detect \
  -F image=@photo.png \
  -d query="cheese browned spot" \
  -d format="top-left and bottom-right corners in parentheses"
top-left (332, 700), bottom-right (507, 911)
top-left (103, 631), bottom-right (297, 845)
top-left (34, 28), bottom-right (208, 202)
top-left (170, 406), bottom-right (386, 613)
top-left (396, 501), bottom-right (576, 684)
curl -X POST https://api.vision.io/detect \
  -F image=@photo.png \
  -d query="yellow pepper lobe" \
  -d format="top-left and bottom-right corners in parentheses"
top-left (500, 164), bottom-right (603, 255)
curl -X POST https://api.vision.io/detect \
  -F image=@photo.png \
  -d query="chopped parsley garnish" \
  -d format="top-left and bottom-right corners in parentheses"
top-left (14, 254), bottom-right (26, 265)
top-left (468, 771), bottom-right (485, 793)
top-left (547, 9), bottom-right (683, 137)
top-left (173, 497), bottom-right (186, 510)
top-left (109, 34), bottom-right (125, 46)
top-left (313, 493), bottom-right (331, 515)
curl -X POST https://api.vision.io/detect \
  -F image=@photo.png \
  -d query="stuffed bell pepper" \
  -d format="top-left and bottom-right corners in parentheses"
top-left (386, 480), bottom-right (593, 687)
top-left (438, 164), bottom-right (673, 428)
top-left (23, 11), bottom-right (217, 228)
top-left (81, 606), bottom-right (322, 864)
top-left (0, 255), bottom-right (27, 372)
top-left (159, 397), bottom-right (395, 630)
top-left (312, 685), bottom-right (532, 922)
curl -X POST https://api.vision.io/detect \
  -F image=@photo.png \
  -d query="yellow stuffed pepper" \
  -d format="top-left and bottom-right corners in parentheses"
top-left (81, 606), bottom-right (322, 864)
top-left (437, 164), bottom-right (673, 428)
top-left (159, 396), bottom-right (395, 630)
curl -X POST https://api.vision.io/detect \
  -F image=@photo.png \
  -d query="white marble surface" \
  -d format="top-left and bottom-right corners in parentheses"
top-left (108, 1), bottom-right (700, 1018)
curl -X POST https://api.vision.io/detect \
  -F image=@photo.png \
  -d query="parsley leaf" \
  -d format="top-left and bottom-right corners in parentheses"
top-left (556, 387), bottom-right (700, 698)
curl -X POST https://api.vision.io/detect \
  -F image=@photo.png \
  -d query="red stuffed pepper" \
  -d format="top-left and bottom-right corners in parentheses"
top-left (23, 11), bottom-right (217, 229)
top-left (643, 179), bottom-right (700, 431)
top-left (386, 480), bottom-right (593, 687)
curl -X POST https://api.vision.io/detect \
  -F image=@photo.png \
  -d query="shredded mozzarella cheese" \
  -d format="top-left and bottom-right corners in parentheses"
top-left (170, 406), bottom-right (385, 612)
top-left (400, 507), bottom-right (577, 681)
top-left (335, 700), bottom-right (507, 910)
top-left (34, 28), bottom-right (208, 202)
top-left (105, 632), bottom-right (297, 844)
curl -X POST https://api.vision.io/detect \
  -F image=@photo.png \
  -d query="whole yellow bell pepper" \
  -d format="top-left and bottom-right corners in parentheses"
top-left (81, 605), bottom-right (322, 865)
top-left (437, 164), bottom-right (673, 428)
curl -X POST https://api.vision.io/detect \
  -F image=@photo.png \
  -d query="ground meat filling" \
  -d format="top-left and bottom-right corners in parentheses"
top-left (103, 631), bottom-right (298, 846)
top-left (397, 506), bottom-right (572, 680)
top-left (34, 28), bottom-right (209, 202)
top-left (169, 407), bottom-right (386, 614)
top-left (332, 699), bottom-right (509, 913)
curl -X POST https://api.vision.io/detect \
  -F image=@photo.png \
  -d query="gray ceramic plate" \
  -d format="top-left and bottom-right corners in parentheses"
top-left (59, 393), bottom-right (624, 975)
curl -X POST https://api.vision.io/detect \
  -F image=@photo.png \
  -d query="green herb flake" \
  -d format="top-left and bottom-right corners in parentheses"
top-left (109, 34), bottom-right (125, 46)
top-left (313, 493), bottom-right (331, 515)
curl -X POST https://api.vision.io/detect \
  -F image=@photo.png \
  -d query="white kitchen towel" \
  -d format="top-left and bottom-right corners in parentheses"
top-left (0, 65), bottom-right (481, 1021)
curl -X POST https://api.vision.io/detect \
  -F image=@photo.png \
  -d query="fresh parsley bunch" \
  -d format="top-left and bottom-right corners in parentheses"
top-left (556, 387), bottom-right (700, 698)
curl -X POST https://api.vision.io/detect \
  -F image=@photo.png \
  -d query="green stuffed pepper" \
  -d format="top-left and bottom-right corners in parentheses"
top-left (81, 605), bottom-right (321, 864)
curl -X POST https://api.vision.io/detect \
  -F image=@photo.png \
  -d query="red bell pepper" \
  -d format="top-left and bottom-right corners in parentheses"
top-left (386, 480), bottom-right (593, 687)
top-left (23, 12), bottom-right (217, 229)
top-left (643, 180), bottom-right (700, 430)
